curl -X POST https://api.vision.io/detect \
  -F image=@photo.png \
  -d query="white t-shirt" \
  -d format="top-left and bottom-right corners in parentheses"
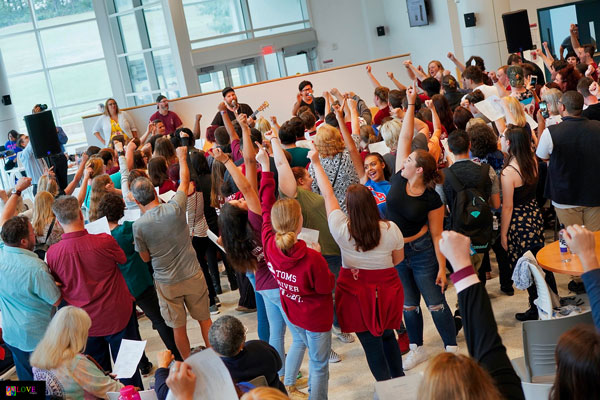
top-left (462, 84), bottom-right (499, 102)
top-left (327, 209), bottom-right (404, 270)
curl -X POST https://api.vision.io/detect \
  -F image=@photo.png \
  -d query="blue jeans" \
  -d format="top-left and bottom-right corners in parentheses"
top-left (395, 232), bottom-right (456, 347)
top-left (286, 325), bottom-right (331, 400)
top-left (247, 273), bottom-right (270, 343)
top-left (323, 255), bottom-right (342, 329)
top-left (5, 343), bottom-right (33, 381)
top-left (258, 288), bottom-right (288, 377)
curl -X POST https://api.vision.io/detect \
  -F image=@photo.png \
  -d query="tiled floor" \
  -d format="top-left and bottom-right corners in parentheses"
top-left (138, 258), bottom-right (573, 399)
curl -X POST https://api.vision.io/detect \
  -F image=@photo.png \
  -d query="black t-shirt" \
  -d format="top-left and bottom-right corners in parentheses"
top-left (299, 99), bottom-right (316, 116)
top-left (385, 173), bottom-right (443, 237)
top-left (583, 103), bottom-right (600, 122)
top-left (210, 103), bottom-right (254, 126)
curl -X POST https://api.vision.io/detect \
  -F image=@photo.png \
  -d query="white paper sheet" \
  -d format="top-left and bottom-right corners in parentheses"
top-left (207, 229), bottom-right (225, 253)
top-left (368, 141), bottom-right (391, 156)
top-left (524, 112), bottom-right (538, 130)
top-left (474, 96), bottom-right (505, 121)
top-left (298, 227), bottom-right (320, 248)
top-left (118, 209), bottom-right (141, 224)
top-left (84, 217), bottom-right (111, 235)
top-left (375, 372), bottom-right (422, 400)
top-left (107, 390), bottom-right (157, 400)
top-left (158, 190), bottom-right (176, 203)
top-left (165, 348), bottom-right (237, 400)
top-left (112, 339), bottom-right (147, 379)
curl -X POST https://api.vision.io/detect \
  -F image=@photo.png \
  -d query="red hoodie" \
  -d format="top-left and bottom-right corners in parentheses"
top-left (259, 171), bottom-right (335, 332)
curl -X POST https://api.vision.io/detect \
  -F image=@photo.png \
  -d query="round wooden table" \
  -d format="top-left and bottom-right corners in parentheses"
top-left (536, 231), bottom-right (600, 275)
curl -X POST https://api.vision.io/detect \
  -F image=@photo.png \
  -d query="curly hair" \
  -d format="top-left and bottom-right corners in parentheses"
top-left (314, 124), bottom-right (345, 157)
top-left (467, 123), bottom-right (498, 158)
top-left (97, 193), bottom-right (125, 223)
top-left (557, 64), bottom-right (582, 92)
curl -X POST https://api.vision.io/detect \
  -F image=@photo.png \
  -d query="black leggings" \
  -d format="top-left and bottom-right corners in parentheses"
top-left (191, 236), bottom-right (217, 306)
top-left (205, 241), bottom-right (238, 291)
top-left (356, 329), bottom-right (404, 381)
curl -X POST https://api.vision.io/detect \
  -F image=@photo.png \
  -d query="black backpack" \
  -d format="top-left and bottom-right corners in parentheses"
top-left (445, 165), bottom-right (493, 253)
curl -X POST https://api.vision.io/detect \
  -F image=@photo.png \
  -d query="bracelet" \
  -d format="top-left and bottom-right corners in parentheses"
top-left (223, 158), bottom-right (231, 165)
top-left (408, 103), bottom-right (415, 106)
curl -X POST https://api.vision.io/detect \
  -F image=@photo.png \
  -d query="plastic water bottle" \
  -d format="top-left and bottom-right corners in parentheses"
top-left (118, 385), bottom-right (141, 400)
top-left (559, 226), bottom-right (571, 263)
top-left (492, 215), bottom-right (499, 231)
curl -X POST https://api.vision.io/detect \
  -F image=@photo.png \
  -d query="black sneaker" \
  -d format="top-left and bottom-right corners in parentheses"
top-left (515, 307), bottom-right (539, 321)
top-left (454, 309), bottom-right (462, 334)
top-left (567, 280), bottom-right (586, 294)
top-left (140, 362), bottom-right (154, 377)
top-left (501, 286), bottom-right (515, 296)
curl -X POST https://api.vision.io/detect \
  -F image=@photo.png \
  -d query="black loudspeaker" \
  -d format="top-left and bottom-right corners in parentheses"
top-left (502, 9), bottom-right (533, 53)
top-left (24, 110), bottom-right (62, 159)
top-left (464, 13), bottom-right (476, 28)
top-left (376, 26), bottom-right (386, 36)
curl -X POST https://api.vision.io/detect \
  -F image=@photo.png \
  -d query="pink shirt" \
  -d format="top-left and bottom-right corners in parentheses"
top-left (46, 230), bottom-right (133, 336)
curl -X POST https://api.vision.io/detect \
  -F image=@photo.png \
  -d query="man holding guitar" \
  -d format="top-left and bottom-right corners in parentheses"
top-left (210, 87), bottom-right (256, 127)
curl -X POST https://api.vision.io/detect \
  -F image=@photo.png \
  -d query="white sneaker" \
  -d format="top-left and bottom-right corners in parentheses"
top-left (445, 345), bottom-right (458, 353)
top-left (403, 344), bottom-right (428, 370)
top-left (335, 332), bottom-right (355, 343)
top-left (329, 349), bottom-right (341, 363)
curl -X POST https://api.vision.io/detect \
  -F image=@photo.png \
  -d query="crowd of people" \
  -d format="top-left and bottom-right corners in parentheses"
top-left (1, 23), bottom-right (600, 399)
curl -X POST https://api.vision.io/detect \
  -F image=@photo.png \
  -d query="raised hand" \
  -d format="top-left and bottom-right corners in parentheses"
top-left (175, 146), bottom-right (187, 160)
top-left (366, 64), bottom-right (372, 73)
top-left (406, 81), bottom-right (418, 104)
top-left (590, 81), bottom-right (599, 97)
top-left (307, 142), bottom-right (320, 164)
top-left (425, 99), bottom-right (434, 110)
top-left (264, 129), bottom-right (278, 141)
top-left (269, 115), bottom-right (278, 126)
top-left (212, 147), bottom-right (229, 164)
top-left (447, 52), bottom-right (455, 60)
top-left (387, 71), bottom-right (394, 79)
top-left (217, 102), bottom-right (227, 112)
top-left (195, 113), bottom-right (202, 121)
top-left (114, 141), bottom-right (124, 153)
top-left (255, 141), bottom-right (269, 168)
top-left (236, 113), bottom-right (248, 127)
top-left (438, 230), bottom-right (472, 271)
top-left (126, 140), bottom-right (137, 153)
top-left (15, 177), bottom-right (32, 192)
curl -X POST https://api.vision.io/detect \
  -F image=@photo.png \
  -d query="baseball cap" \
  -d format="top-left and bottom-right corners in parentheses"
top-left (222, 87), bottom-right (235, 97)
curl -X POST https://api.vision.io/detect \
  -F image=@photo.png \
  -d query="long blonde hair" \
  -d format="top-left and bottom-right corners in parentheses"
top-left (314, 124), bottom-right (345, 157)
top-left (503, 96), bottom-right (527, 127)
top-left (37, 175), bottom-right (59, 197)
top-left (88, 175), bottom-right (112, 222)
top-left (418, 352), bottom-right (502, 400)
top-left (31, 191), bottom-right (55, 236)
top-left (30, 306), bottom-right (92, 370)
top-left (271, 198), bottom-right (302, 252)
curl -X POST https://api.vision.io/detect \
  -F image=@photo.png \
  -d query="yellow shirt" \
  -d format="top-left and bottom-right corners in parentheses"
top-left (109, 118), bottom-right (129, 141)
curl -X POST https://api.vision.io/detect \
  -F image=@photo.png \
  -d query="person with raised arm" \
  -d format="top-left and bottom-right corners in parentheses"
top-left (385, 83), bottom-right (457, 370)
top-left (309, 141), bottom-right (405, 382)
top-left (418, 231), bottom-right (525, 400)
top-left (131, 146), bottom-right (212, 359)
top-left (257, 140), bottom-right (334, 399)
top-left (268, 123), bottom-right (351, 353)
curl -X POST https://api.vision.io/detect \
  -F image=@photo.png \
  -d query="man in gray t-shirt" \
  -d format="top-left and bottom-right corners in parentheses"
top-left (132, 146), bottom-right (211, 360)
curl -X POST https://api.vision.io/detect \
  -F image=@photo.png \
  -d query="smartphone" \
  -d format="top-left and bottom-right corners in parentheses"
top-left (539, 101), bottom-right (549, 119)
top-left (530, 75), bottom-right (537, 86)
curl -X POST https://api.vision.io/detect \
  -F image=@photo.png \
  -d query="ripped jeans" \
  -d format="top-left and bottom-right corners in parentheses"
top-left (395, 232), bottom-right (457, 347)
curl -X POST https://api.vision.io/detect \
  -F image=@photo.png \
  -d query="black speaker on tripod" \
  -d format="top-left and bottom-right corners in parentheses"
top-left (502, 9), bottom-right (533, 53)
top-left (24, 110), bottom-right (62, 159)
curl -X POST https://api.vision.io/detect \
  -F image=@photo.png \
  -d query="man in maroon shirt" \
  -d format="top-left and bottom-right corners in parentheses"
top-left (148, 95), bottom-right (183, 136)
top-left (46, 196), bottom-right (143, 388)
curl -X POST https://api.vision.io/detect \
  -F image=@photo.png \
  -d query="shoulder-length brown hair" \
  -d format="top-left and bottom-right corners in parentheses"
top-left (346, 184), bottom-right (388, 252)
top-left (103, 98), bottom-right (119, 116)
top-left (550, 325), bottom-right (600, 400)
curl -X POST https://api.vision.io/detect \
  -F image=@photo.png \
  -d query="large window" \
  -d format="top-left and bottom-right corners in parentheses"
top-left (0, 0), bottom-right (111, 147)
top-left (107, 0), bottom-right (180, 107)
top-left (183, 0), bottom-right (310, 49)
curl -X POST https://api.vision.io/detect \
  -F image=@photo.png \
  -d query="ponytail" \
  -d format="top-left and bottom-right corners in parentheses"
top-left (275, 231), bottom-right (297, 252)
top-left (271, 198), bottom-right (302, 253)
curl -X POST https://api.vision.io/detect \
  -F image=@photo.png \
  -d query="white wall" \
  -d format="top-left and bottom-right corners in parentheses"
top-left (309, 0), bottom-right (391, 69)
top-left (382, 0), bottom-right (463, 75)
top-left (82, 54), bottom-right (412, 146)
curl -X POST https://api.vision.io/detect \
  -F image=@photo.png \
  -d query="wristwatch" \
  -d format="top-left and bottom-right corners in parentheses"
top-left (11, 189), bottom-right (21, 196)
